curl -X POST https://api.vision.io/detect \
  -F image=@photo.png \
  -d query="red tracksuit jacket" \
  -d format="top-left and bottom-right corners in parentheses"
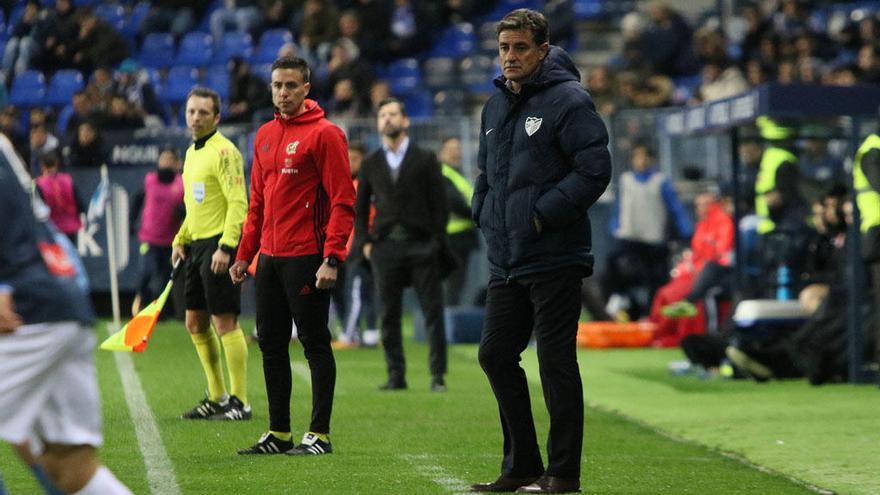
top-left (237, 100), bottom-right (355, 264)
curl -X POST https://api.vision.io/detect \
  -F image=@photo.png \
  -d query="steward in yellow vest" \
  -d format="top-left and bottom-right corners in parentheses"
top-left (440, 137), bottom-right (479, 305)
top-left (754, 117), bottom-right (804, 234)
top-left (853, 133), bottom-right (880, 362)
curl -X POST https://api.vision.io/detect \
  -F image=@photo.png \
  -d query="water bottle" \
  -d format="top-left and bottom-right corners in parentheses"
top-left (776, 264), bottom-right (792, 300)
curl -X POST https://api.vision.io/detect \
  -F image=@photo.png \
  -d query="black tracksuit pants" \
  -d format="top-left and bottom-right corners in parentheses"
top-left (370, 238), bottom-right (447, 383)
top-left (478, 267), bottom-right (584, 480)
top-left (255, 253), bottom-right (335, 434)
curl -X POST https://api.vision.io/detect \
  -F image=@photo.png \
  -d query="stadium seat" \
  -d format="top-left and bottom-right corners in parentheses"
top-left (205, 66), bottom-right (230, 99)
top-left (8, 69), bottom-right (46, 107)
top-left (45, 69), bottom-right (84, 107)
top-left (121, 2), bottom-right (150, 41)
top-left (160, 66), bottom-right (199, 105)
top-left (386, 58), bottom-right (422, 95)
top-left (140, 33), bottom-right (175, 68)
top-left (573, 0), bottom-right (604, 19)
top-left (430, 23), bottom-right (476, 58)
top-left (251, 63), bottom-right (272, 83)
top-left (176, 32), bottom-right (213, 67)
top-left (432, 89), bottom-right (466, 117)
top-left (459, 55), bottom-right (497, 94)
top-left (422, 57), bottom-right (457, 89)
top-left (212, 31), bottom-right (254, 65)
top-left (252, 28), bottom-right (292, 65)
top-left (56, 103), bottom-right (75, 135)
top-left (403, 90), bottom-right (433, 118)
top-left (95, 3), bottom-right (125, 31)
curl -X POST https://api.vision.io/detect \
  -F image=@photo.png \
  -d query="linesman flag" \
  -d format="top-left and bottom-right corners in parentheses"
top-left (100, 261), bottom-right (181, 352)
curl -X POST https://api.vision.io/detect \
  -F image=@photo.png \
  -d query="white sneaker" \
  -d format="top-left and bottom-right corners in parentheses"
top-left (362, 329), bottom-right (380, 347)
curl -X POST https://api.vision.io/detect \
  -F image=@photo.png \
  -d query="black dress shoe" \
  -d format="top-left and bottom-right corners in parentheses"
top-left (515, 475), bottom-right (580, 493)
top-left (470, 476), bottom-right (540, 493)
top-left (378, 380), bottom-right (407, 390)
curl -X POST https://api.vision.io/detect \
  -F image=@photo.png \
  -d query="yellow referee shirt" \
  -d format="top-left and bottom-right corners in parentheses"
top-left (173, 130), bottom-right (247, 250)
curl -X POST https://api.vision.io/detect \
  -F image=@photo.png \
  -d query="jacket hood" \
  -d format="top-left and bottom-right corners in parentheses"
top-left (275, 99), bottom-right (325, 125)
top-left (494, 45), bottom-right (581, 93)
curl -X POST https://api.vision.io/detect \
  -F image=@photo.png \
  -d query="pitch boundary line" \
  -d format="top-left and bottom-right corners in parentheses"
top-left (402, 453), bottom-right (472, 495)
top-left (108, 325), bottom-right (181, 495)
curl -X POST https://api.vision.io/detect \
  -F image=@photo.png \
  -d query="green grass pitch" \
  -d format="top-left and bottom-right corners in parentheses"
top-left (2, 319), bottom-right (876, 494)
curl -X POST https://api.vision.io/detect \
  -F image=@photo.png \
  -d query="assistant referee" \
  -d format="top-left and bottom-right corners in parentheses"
top-left (172, 87), bottom-right (251, 421)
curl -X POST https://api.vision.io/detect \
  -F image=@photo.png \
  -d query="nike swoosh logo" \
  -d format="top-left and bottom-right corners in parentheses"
top-left (485, 128), bottom-right (495, 135)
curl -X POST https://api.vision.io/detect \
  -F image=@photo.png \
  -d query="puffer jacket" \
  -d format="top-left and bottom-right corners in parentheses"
top-left (472, 46), bottom-right (612, 279)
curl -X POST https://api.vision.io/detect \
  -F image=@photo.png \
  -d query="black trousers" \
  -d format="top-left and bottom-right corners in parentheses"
top-left (478, 268), bottom-right (583, 479)
top-left (255, 253), bottom-right (335, 434)
top-left (370, 238), bottom-right (447, 382)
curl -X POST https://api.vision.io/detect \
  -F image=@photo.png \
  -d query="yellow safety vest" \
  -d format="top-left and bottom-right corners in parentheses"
top-left (441, 164), bottom-right (475, 235)
top-left (755, 146), bottom-right (797, 234)
top-left (853, 134), bottom-right (880, 234)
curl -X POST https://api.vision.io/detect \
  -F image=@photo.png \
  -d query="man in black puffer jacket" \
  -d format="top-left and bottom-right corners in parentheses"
top-left (470, 9), bottom-right (611, 495)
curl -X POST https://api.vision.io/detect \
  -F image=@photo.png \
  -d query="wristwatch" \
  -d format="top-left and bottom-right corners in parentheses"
top-left (323, 256), bottom-right (339, 268)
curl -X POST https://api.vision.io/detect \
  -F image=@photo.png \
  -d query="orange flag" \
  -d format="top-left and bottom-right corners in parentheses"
top-left (101, 261), bottom-right (181, 352)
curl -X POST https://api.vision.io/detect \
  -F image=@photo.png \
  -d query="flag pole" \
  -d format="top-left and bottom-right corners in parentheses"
top-left (102, 164), bottom-right (121, 331)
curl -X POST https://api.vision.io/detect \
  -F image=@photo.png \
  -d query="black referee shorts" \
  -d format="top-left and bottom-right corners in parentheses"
top-left (184, 235), bottom-right (240, 315)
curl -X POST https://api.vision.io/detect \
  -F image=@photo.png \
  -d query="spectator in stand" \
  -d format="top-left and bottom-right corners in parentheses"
top-left (327, 78), bottom-right (369, 119)
top-left (602, 142), bottom-right (692, 320)
top-left (771, 0), bottom-right (811, 40)
top-left (368, 80), bottom-right (391, 113)
top-left (644, 1), bottom-right (698, 77)
top-left (294, 0), bottom-right (339, 56)
top-left (1, 0), bottom-right (41, 80)
top-left (64, 121), bottom-right (107, 168)
top-left (0, 107), bottom-right (28, 159)
top-left (130, 147), bottom-right (184, 315)
top-left (100, 94), bottom-right (145, 131)
top-left (139, 0), bottom-right (211, 41)
top-left (736, 132), bottom-right (763, 216)
top-left (69, 8), bottom-right (129, 74)
top-left (64, 90), bottom-right (97, 145)
top-left (386, 0), bottom-right (437, 59)
top-left (695, 58), bottom-right (749, 102)
top-left (740, 3), bottom-right (771, 61)
top-left (84, 67), bottom-right (116, 115)
top-left (29, 124), bottom-right (60, 177)
top-left (314, 38), bottom-right (374, 108)
top-left (438, 136), bottom-right (478, 306)
top-left (856, 43), bottom-right (880, 84)
top-left (653, 192), bottom-right (735, 347)
top-left (34, 150), bottom-right (85, 243)
top-left (440, 0), bottom-right (476, 25)
top-left (745, 59), bottom-right (770, 86)
top-left (30, 0), bottom-right (79, 74)
top-left (799, 128), bottom-right (845, 204)
top-left (115, 59), bottom-right (164, 125)
top-left (254, 0), bottom-right (295, 39)
top-left (210, 0), bottom-right (262, 42)
top-left (543, 0), bottom-right (576, 50)
top-left (616, 11), bottom-right (649, 72)
top-left (586, 66), bottom-right (619, 116)
top-left (336, 3), bottom-right (389, 63)
top-left (226, 57), bottom-right (273, 124)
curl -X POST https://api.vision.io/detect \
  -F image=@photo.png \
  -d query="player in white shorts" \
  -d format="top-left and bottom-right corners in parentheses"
top-left (0, 134), bottom-right (131, 495)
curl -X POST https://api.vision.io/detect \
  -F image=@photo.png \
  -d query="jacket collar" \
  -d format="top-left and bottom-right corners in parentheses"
top-left (193, 129), bottom-right (216, 150)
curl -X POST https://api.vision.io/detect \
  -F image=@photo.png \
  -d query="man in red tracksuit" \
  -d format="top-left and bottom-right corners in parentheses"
top-left (229, 56), bottom-right (355, 456)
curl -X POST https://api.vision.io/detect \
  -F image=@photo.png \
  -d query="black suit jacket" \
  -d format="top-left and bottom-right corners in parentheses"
top-left (353, 141), bottom-right (449, 253)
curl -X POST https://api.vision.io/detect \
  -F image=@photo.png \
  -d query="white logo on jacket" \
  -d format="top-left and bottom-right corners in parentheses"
top-left (286, 141), bottom-right (300, 155)
top-left (525, 117), bottom-right (542, 136)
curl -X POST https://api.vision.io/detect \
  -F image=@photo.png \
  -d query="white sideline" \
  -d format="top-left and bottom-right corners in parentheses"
top-left (109, 326), bottom-right (181, 495)
top-left (402, 453), bottom-right (472, 495)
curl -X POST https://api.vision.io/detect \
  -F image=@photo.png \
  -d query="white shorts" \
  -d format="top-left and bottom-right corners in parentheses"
top-left (0, 321), bottom-right (103, 449)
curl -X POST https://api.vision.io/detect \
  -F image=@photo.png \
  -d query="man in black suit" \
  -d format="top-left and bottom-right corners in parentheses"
top-left (353, 97), bottom-right (450, 392)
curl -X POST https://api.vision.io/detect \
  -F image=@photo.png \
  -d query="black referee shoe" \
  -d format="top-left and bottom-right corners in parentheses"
top-left (237, 432), bottom-right (295, 455)
top-left (181, 396), bottom-right (229, 419)
top-left (287, 432), bottom-right (333, 456)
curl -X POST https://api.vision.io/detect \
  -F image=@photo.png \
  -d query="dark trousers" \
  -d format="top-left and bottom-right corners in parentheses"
top-left (478, 268), bottom-right (583, 479)
top-left (371, 238), bottom-right (447, 382)
top-left (686, 261), bottom-right (733, 302)
top-left (255, 253), bottom-right (335, 434)
top-left (342, 261), bottom-right (377, 340)
top-left (444, 231), bottom-right (478, 306)
top-left (601, 239), bottom-right (669, 318)
top-left (871, 262), bottom-right (880, 363)
top-left (137, 244), bottom-right (172, 303)
top-left (680, 333), bottom-right (728, 369)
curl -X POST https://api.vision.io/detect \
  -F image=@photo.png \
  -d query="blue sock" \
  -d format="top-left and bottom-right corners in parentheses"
top-left (31, 465), bottom-right (64, 495)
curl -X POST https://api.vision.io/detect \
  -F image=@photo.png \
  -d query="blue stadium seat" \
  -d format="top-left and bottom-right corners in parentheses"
top-left (403, 90), bottom-right (433, 118)
top-left (9, 70), bottom-right (46, 107)
top-left (205, 65), bottom-right (230, 99)
top-left (57, 103), bottom-right (75, 135)
top-left (252, 28), bottom-right (292, 65)
top-left (140, 33), bottom-right (175, 68)
top-left (176, 32), bottom-right (213, 67)
top-left (387, 58), bottom-right (422, 95)
top-left (95, 3), bottom-right (125, 31)
top-left (7, 4), bottom-right (24, 30)
top-left (213, 31), bottom-right (254, 65)
top-left (121, 2), bottom-right (150, 41)
top-left (45, 69), bottom-right (84, 107)
top-left (573, 0), bottom-right (604, 19)
top-left (160, 66), bottom-right (200, 105)
top-left (251, 63), bottom-right (272, 83)
top-left (431, 23), bottom-right (476, 58)
top-left (422, 57), bottom-right (457, 89)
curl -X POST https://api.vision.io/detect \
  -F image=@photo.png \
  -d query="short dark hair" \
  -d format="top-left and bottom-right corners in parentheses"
top-left (377, 97), bottom-right (407, 117)
top-left (441, 136), bottom-right (460, 146)
top-left (187, 86), bottom-right (221, 115)
top-left (496, 9), bottom-right (549, 46)
top-left (271, 56), bottom-right (311, 83)
top-left (39, 150), bottom-right (61, 167)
